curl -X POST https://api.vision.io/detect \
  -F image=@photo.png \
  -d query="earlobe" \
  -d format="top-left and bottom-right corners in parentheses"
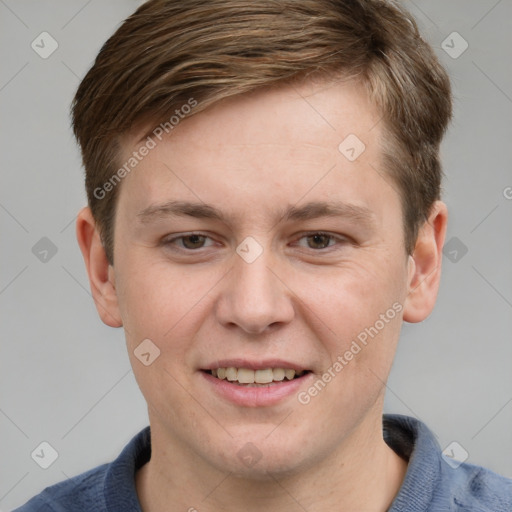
top-left (76, 207), bottom-right (123, 328)
top-left (402, 201), bottom-right (448, 323)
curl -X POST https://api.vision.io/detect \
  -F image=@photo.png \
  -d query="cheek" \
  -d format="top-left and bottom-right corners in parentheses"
top-left (297, 258), bottom-right (405, 338)
top-left (115, 257), bottom-right (247, 394)
top-left (293, 259), bottom-right (406, 410)
top-left (116, 259), bottom-right (219, 420)
top-left (115, 258), bottom-right (221, 347)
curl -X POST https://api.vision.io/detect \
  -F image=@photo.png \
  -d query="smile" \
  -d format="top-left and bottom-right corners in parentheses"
top-left (207, 367), bottom-right (309, 386)
top-left (200, 364), bottom-right (313, 407)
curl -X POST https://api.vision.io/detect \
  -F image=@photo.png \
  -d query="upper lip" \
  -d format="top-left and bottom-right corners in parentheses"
top-left (202, 359), bottom-right (310, 372)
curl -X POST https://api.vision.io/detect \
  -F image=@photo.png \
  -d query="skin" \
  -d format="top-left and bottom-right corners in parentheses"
top-left (77, 77), bottom-right (447, 511)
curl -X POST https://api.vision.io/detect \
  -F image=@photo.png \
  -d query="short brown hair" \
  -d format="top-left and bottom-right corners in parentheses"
top-left (71, 0), bottom-right (452, 264)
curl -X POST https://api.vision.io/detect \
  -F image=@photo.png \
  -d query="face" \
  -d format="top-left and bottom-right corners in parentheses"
top-left (105, 78), bottom-right (415, 476)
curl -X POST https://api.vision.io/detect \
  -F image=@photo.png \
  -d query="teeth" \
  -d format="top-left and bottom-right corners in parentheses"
top-left (211, 367), bottom-right (304, 384)
top-left (225, 367), bottom-right (237, 381)
top-left (272, 368), bottom-right (285, 381)
top-left (285, 369), bottom-right (296, 380)
top-left (255, 369), bottom-right (273, 383)
top-left (237, 368), bottom-right (255, 384)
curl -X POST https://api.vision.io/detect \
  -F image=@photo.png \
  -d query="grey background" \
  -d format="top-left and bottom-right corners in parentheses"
top-left (1, 1), bottom-right (511, 509)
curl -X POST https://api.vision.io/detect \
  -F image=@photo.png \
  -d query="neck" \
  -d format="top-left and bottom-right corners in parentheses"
top-left (136, 412), bottom-right (408, 512)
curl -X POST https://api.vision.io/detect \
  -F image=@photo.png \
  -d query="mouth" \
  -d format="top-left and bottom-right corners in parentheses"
top-left (201, 367), bottom-right (312, 387)
top-left (199, 359), bottom-right (314, 406)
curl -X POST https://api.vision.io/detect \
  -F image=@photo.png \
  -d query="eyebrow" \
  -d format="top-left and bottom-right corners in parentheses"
top-left (136, 200), bottom-right (375, 227)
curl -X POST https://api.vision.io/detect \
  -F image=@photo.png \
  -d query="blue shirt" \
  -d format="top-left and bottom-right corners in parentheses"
top-left (13, 414), bottom-right (512, 511)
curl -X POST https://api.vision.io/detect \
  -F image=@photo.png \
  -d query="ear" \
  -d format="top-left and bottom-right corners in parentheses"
top-left (402, 201), bottom-right (448, 323)
top-left (76, 206), bottom-right (122, 327)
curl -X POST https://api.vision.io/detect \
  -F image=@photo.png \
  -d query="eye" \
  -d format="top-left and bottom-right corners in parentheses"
top-left (163, 233), bottom-right (215, 250)
top-left (294, 232), bottom-right (347, 250)
top-left (162, 231), bottom-right (349, 253)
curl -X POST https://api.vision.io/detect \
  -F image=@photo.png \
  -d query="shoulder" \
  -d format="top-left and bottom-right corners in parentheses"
top-left (440, 460), bottom-right (512, 511)
top-left (12, 426), bottom-right (151, 512)
top-left (384, 414), bottom-right (512, 512)
top-left (11, 463), bottom-right (109, 512)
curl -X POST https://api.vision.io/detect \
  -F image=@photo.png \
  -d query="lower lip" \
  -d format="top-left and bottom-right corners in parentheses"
top-left (201, 371), bottom-right (313, 407)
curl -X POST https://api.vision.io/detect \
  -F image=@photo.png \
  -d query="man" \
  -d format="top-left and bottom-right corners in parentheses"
top-left (15, 0), bottom-right (512, 510)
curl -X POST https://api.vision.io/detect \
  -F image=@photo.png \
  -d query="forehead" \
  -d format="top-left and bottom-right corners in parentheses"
top-left (116, 78), bottom-right (397, 225)
top-left (147, 78), bottom-right (377, 156)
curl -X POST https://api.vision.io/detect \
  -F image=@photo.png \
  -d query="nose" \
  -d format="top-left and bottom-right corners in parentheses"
top-left (214, 245), bottom-right (295, 334)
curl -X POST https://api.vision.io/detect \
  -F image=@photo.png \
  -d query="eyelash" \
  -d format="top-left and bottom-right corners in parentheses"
top-left (162, 232), bottom-right (349, 252)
